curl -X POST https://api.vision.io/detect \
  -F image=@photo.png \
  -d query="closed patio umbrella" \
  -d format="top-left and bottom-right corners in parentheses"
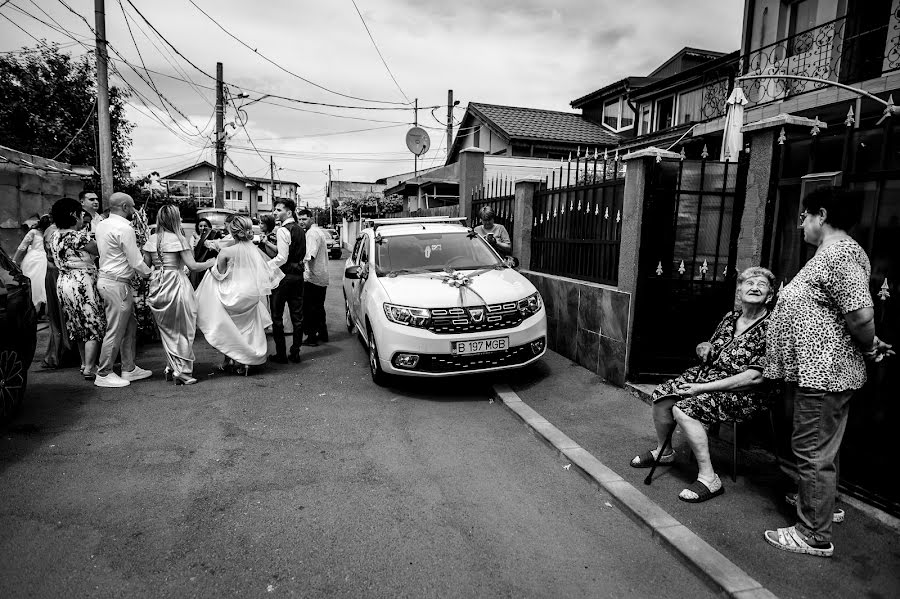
top-left (720, 87), bottom-right (748, 162)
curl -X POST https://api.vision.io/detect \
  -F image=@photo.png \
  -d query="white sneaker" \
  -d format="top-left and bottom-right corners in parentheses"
top-left (121, 365), bottom-right (152, 382)
top-left (94, 372), bottom-right (130, 388)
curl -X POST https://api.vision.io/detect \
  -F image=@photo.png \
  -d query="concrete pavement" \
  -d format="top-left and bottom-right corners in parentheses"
top-left (494, 350), bottom-right (900, 599)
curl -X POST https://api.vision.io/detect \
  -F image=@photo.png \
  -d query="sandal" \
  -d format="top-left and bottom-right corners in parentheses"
top-left (630, 449), bottom-right (675, 468)
top-left (764, 525), bottom-right (834, 557)
top-left (678, 475), bottom-right (724, 503)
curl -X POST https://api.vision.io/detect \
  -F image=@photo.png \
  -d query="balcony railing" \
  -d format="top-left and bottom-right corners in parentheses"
top-left (741, 13), bottom-right (894, 107)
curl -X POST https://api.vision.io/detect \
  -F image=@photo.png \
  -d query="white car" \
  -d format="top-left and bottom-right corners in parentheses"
top-left (343, 217), bottom-right (547, 384)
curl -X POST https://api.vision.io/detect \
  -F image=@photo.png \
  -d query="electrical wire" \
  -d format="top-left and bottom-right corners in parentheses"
top-left (348, 0), bottom-right (409, 103)
top-left (185, 0), bottom-right (410, 106)
top-left (51, 99), bottom-right (96, 160)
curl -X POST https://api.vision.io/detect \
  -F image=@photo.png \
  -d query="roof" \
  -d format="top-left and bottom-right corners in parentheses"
top-left (630, 50), bottom-right (740, 101)
top-left (648, 47), bottom-right (727, 77)
top-left (160, 161), bottom-right (299, 187)
top-left (570, 76), bottom-right (658, 108)
top-left (468, 103), bottom-right (619, 147)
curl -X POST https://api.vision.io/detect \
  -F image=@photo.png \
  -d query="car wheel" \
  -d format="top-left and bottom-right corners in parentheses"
top-left (345, 298), bottom-right (355, 333)
top-left (0, 350), bottom-right (26, 421)
top-left (367, 326), bottom-right (388, 386)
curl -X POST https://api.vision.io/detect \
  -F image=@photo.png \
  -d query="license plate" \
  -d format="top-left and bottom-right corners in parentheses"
top-left (452, 337), bottom-right (509, 355)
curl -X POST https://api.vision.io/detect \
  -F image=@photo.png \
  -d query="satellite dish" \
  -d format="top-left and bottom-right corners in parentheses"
top-left (405, 127), bottom-right (431, 156)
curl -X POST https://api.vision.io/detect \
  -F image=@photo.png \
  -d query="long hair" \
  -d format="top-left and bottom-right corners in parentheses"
top-left (155, 204), bottom-right (188, 264)
top-left (228, 215), bottom-right (254, 242)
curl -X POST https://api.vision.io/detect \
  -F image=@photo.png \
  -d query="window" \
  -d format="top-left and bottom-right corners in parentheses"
top-left (473, 126), bottom-right (481, 148)
top-left (225, 191), bottom-right (231, 200)
top-left (677, 88), bottom-right (704, 124)
top-left (655, 96), bottom-right (675, 131)
top-left (602, 97), bottom-right (636, 131)
top-left (638, 103), bottom-right (652, 135)
top-left (258, 194), bottom-right (263, 202)
top-left (237, 191), bottom-right (243, 201)
top-left (787, 0), bottom-right (818, 54)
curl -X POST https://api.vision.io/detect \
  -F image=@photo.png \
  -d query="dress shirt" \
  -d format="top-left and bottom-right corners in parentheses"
top-left (95, 213), bottom-right (151, 279)
top-left (88, 212), bottom-right (106, 232)
top-left (268, 218), bottom-right (295, 270)
top-left (304, 224), bottom-right (330, 287)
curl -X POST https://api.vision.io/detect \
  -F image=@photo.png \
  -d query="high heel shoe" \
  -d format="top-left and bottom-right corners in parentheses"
top-left (173, 373), bottom-right (197, 385)
top-left (164, 366), bottom-right (173, 382)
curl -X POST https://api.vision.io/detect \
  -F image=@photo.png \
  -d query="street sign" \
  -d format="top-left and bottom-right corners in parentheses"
top-left (405, 127), bottom-right (431, 156)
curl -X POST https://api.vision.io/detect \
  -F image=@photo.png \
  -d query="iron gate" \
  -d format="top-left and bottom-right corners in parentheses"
top-left (631, 154), bottom-right (749, 379)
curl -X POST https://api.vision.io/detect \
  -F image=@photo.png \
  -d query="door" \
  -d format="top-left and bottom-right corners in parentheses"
top-left (352, 233), bottom-right (370, 323)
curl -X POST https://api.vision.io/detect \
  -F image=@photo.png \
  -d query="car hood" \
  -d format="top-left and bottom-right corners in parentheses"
top-left (377, 268), bottom-right (536, 307)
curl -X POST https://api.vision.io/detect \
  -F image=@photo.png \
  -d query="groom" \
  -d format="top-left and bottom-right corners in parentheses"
top-left (269, 199), bottom-right (306, 364)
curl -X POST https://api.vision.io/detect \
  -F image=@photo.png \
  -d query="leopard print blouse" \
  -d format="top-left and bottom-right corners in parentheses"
top-left (765, 238), bottom-right (873, 392)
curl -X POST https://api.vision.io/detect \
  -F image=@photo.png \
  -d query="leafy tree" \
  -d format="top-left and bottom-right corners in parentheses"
top-left (0, 44), bottom-right (134, 190)
top-left (337, 194), bottom-right (402, 221)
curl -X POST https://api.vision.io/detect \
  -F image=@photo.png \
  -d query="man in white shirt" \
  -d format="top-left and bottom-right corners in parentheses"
top-left (94, 192), bottom-right (153, 388)
top-left (298, 208), bottom-right (329, 346)
top-left (268, 199), bottom-right (306, 363)
top-left (79, 190), bottom-right (105, 232)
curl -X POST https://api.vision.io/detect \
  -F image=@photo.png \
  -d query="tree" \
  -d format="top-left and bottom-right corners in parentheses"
top-left (0, 44), bottom-right (134, 190)
top-left (337, 194), bottom-right (402, 221)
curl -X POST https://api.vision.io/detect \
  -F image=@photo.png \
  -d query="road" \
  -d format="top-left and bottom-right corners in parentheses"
top-left (0, 257), bottom-right (714, 598)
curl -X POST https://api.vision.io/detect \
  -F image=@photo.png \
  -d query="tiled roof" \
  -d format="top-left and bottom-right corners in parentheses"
top-left (469, 103), bottom-right (619, 147)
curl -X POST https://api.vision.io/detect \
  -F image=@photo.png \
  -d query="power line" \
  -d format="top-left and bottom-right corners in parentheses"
top-left (51, 99), bottom-right (96, 160)
top-left (348, 0), bottom-right (409, 103)
top-left (185, 0), bottom-right (411, 106)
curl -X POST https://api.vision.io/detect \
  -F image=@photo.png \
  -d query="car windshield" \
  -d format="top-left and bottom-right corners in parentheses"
top-left (374, 231), bottom-right (503, 274)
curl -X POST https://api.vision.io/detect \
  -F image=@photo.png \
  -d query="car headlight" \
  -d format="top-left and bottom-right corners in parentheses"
top-left (518, 292), bottom-right (542, 317)
top-left (383, 303), bottom-right (431, 328)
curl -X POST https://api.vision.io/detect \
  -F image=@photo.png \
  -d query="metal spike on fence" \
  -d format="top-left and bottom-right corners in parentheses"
top-left (701, 145), bottom-right (709, 159)
top-left (594, 148), bottom-right (599, 159)
top-left (680, 147), bottom-right (686, 161)
top-left (699, 259), bottom-right (709, 276)
top-left (879, 278), bottom-right (891, 301)
top-left (811, 116), bottom-right (821, 137)
top-left (678, 260), bottom-right (686, 275)
top-left (724, 266), bottom-right (729, 277)
top-left (724, 147), bottom-right (731, 160)
top-left (656, 262), bottom-right (663, 276)
top-left (603, 148), bottom-right (608, 161)
top-left (568, 152), bottom-right (572, 162)
top-left (845, 106), bottom-right (855, 127)
top-left (594, 204), bottom-right (599, 215)
top-left (577, 146), bottom-right (581, 158)
top-left (614, 149), bottom-right (619, 161)
top-left (604, 206), bottom-right (609, 220)
top-left (616, 209), bottom-right (621, 223)
top-left (778, 127), bottom-right (786, 145)
top-left (655, 149), bottom-right (662, 163)
top-left (577, 199), bottom-right (582, 211)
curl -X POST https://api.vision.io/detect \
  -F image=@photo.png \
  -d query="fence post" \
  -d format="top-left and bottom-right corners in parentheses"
top-left (512, 177), bottom-right (541, 270)
top-left (458, 147), bottom-right (485, 220)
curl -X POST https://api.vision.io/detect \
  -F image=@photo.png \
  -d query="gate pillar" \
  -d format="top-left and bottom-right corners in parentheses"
top-left (458, 147), bottom-right (485, 220)
top-left (512, 177), bottom-right (542, 270)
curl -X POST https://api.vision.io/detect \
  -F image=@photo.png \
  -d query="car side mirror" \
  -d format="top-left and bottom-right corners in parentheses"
top-left (504, 256), bottom-right (520, 269)
top-left (344, 265), bottom-right (361, 280)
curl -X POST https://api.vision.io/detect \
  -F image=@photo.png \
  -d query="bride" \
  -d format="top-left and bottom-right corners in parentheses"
top-left (196, 215), bottom-right (284, 374)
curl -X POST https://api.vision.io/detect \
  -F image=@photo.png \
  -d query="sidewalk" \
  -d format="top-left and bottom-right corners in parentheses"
top-left (494, 350), bottom-right (900, 599)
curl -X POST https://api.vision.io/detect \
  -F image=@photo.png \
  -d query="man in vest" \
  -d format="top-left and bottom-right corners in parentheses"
top-left (269, 199), bottom-right (306, 363)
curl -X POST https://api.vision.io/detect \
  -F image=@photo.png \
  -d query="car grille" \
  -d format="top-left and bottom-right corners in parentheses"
top-left (427, 302), bottom-right (524, 334)
top-left (413, 339), bottom-right (542, 373)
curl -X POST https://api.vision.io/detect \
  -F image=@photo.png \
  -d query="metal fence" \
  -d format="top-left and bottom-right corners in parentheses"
top-left (529, 152), bottom-right (626, 285)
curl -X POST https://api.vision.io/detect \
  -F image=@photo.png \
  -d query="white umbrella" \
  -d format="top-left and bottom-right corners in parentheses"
top-left (720, 87), bottom-right (748, 162)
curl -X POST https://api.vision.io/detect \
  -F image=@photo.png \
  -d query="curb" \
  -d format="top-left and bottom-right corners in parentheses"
top-left (493, 383), bottom-right (778, 599)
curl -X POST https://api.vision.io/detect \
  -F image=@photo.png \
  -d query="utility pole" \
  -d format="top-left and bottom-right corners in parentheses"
top-left (215, 62), bottom-right (225, 209)
top-left (94, 0), bottom-right (113, 205)
top-left (414, 98), bottom-right (418, 178)
top-left (270, 156), bottom-right (275, 208)
top-left (447, 90), bottom-right (453, 162)
top-left (327, 164), bottom-right (332, 226)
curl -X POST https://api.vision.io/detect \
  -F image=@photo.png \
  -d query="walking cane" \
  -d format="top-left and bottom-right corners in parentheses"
top-left (644, 431), bottom-right (673, 485)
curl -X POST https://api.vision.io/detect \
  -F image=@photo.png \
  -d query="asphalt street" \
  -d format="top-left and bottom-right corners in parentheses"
top-left (1, 257), bottom-right (715, 598)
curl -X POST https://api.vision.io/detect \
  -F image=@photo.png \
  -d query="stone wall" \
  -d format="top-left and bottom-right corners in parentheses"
top-left (522, 270), bottom-right (630, 386)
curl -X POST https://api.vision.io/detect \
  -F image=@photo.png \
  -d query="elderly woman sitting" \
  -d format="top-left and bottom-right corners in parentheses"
top-left (630, 266), bottom-right (776, 503)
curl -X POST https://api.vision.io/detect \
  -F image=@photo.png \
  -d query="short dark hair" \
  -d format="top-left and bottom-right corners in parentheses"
top-left (296, 208), bottom-right (312, 218)
top-left (258, 214), bottom-right (276, 232)
top-left (275, 198), bottom-right (296, 213)
top-left (802, 186), bottom-right (863, 232)
top-left (78, 190), bottom-right (97, 201)
top-left (197, 217), bottom-right (213, 229)
top-left (51, 197), bottom-right (84, 229)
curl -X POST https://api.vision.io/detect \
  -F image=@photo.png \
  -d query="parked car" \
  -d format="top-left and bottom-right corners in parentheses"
top-left (324, 228), bottom-right (341, 259)
top-left (195, 207), bottom-right (237, 232)
top-left (0, 244), bottom-right (37, 422)
top-left (343, 217), bottom-right (546, 384)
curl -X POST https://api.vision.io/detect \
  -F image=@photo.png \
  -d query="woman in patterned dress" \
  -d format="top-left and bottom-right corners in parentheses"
top-left (48, 198), bottom-right (106, 380)
top-left (763, 187), bottom-right (893, 558)
top-left (630, 266), bottom-right (776, 503)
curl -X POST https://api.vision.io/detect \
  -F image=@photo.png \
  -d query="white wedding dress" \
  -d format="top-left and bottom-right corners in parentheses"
top-left (195, 241), bottom-right (284, 365)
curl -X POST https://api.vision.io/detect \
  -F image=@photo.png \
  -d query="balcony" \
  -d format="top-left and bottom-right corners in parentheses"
top-left (741, 13), bottom-right (896, 107)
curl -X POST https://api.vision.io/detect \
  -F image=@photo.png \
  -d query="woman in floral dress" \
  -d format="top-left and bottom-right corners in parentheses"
top-left (49, 198), bottom-right (106, 380)
top-left (630, 266), bottom-right (776, 503)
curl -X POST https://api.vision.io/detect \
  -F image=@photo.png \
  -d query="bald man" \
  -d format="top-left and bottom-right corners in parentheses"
top-left (94, 192), bottom-right (152, 388)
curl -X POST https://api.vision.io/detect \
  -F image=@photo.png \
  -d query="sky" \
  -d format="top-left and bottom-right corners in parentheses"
top-left (1, 0), bottom-right (745, 207)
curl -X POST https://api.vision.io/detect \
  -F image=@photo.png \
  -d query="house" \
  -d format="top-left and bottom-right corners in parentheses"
top-left (570, 47), bottom-right (739, 156)
top-left (159, 161), bottom-right (299, 216)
